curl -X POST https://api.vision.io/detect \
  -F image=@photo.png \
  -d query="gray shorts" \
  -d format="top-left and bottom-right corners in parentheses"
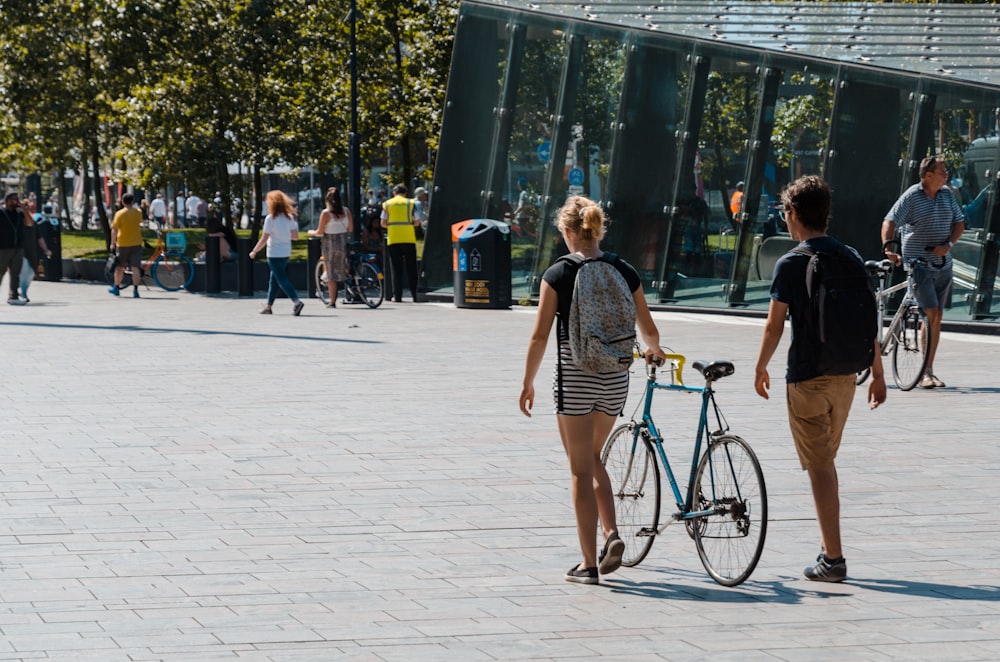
top-left (911, 262), bottom-right (952, 310)
top-left (118, 245), bottom-right (142, 270)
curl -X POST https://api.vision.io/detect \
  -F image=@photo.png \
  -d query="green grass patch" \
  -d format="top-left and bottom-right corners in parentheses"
top-left (58, 228), bottom-right (324, 262)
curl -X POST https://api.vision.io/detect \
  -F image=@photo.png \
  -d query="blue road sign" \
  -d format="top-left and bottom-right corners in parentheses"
top-left (537, 141), bottom-right (551, 163)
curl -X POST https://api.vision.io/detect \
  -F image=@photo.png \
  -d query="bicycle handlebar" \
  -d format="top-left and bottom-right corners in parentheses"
top-left (634, 347), bottom-right (686, 385)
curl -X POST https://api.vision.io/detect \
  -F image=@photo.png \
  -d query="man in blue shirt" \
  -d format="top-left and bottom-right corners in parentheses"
top-left (882, 156), bottom-right (965, 388)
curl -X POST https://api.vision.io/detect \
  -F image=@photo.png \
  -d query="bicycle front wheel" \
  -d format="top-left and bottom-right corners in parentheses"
top-left (692, 434), bottom-right (767, 587)
top-left (601, 424), bottom-right (660, 568)
top-left (315, 261), bottom-right (330, 305)
top-left (892, 305), bottom-right (931, 391)
top-left (357, 262), bottom-right (384, 308)
top-left (152, 253), bottom-right (194, 291)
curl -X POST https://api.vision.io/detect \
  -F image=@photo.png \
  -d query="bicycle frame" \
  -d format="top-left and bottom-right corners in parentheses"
top-left (626, 357), bottom-right (730, 527)
top-left (871, 260), bottom-right (918, 355)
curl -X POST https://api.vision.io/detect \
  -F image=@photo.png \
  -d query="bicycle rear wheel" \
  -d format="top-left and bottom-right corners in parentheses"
top-left (357, 262), bottom-right (384, 308)
top-left (601, 424), bottom-right (660, 568)
top-left (152, 253), bottom-right (194, 291)
top-left (105, 262), bottom-right (134, 289)
top-left (892, 304), bottom-right (931, 391)
top-left (856, 367), bottom-right (870, 385)
top-left (691, 434), bottom-right (767, 587)
top-left (315, 261), bottom-right (330, 305)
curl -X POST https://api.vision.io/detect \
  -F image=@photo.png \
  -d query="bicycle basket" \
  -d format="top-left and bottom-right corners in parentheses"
top-left (165, 232), bottom-right (187, 253)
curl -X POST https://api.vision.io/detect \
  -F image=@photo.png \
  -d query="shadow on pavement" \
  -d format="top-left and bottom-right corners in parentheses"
top-left (0, 321), bottom-right (380, 344)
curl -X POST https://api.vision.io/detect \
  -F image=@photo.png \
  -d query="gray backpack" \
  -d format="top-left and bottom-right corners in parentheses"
top-left (559, 253), bottom-right (637, 373)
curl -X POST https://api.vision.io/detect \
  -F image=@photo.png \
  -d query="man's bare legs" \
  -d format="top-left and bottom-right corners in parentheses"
top-left (923, 306), bottom-right (943, 377)
top-left (806, 463), bottom-right (841, 559)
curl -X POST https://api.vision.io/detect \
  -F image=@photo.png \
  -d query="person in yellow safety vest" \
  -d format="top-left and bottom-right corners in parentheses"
top-left (380, 183), bottom-right (422, 302)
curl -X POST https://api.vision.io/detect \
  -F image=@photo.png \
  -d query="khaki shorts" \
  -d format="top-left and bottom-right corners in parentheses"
top-left (786, 375), bottom-right (856, 470)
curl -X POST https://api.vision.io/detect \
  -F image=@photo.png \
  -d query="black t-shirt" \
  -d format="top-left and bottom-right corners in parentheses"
top-left (542, 252), bottom-right (642, 341)
top-left (0, 207), bottom-right (23, 250)
top-left (770, 235), bottom-right (863, 383)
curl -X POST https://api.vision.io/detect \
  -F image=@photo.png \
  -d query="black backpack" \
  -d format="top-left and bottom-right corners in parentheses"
top-left (792, 242), bottom-right (877, 375)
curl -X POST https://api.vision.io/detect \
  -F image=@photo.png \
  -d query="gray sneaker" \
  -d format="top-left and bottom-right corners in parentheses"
top-left (565, 565), bottom-right (599, 585)
top-left (598, 533), bottom-right (625, 575)
top-left (804, 554), bottom-right (847, 582)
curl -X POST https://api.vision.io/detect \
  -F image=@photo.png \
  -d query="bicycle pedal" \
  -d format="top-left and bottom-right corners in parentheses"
top-left (637, 527), bottom-right (656, 537)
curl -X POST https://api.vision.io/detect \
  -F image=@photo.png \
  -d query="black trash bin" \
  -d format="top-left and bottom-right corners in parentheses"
top-left (34, 213), bottom-right (62, 281)
top-left (453, 219), bottom-right (511, 309)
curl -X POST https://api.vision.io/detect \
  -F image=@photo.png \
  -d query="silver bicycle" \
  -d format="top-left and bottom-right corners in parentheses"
top-left (856, 241), bottom-right (931, 391)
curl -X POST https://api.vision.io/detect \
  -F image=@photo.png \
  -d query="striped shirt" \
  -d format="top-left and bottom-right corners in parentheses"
top-left (885, 183), bottom-right (964, 266)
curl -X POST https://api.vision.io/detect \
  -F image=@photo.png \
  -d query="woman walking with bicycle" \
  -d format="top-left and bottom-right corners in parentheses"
top-left (308, 187), bottom-right (353, 308)
top-left (519, 195), bottom-right (665, 585)
top-left (249, 190), bottom-right (305, 316)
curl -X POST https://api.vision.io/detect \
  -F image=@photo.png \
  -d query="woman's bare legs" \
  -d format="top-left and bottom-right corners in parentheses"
top-left (557, 411), bottom-right (620, 569)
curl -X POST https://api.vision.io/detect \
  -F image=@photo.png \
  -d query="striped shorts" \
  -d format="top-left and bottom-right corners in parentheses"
top-left (552, 343), bottom-right (630, 416)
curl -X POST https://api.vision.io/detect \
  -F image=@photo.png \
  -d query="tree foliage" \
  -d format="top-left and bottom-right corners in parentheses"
top-left (0, 0), bottom-right (458, 233)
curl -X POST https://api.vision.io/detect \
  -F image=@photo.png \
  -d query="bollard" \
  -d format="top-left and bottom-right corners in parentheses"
top-left (206, 235), bottom-right (221, 293)
top-left (237, 237), bottom-right (254, 296)
top-left (307, 237), bottom-right (322, 299)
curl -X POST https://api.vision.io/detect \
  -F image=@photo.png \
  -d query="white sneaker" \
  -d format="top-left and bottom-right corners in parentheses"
top-left (918, 375), bottom-right (935, 389)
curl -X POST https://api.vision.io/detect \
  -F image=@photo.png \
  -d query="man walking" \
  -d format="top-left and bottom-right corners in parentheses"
top-left (882, 155), bottom-right (965, 388)
top-left (1, 192), bottom-right (34, 305)
top-left (149, 192), bottom-right (167, 230)
top-left (754, 175), bottom-right (886, 583)
top-left (108, 193), bottom-right (144, 298)
top-left (381, 184), bottom-right (421, 302)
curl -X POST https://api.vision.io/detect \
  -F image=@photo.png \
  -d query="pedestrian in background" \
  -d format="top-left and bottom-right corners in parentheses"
top-left (249, 190), bottom-right (304, 316)
top-left (20, 209), bottom-right (53, 303)
top-left (1, 191), bottom-right (34, 305)
top-left (149, 193), bottom-right (166, 230)
top-left (882, 155), bottom-right (965, 388)
top-left (108, 193), bottom-right (144, 298)
top-left (754, 175), bottom-right (886, 583)
top-left (381, 184), bottom-right (421, 303)
top-left (519, 195), bottom-right (666, 585)
top-left (308, 187), bottom-right (352, 308)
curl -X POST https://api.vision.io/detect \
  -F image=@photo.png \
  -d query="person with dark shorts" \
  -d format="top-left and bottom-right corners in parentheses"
top-left (520, 195), bottom-right (665, 585)
top-left (109, 193), bottom-right (144, 298)
top-left (883, 155), bottom-right (965, 388)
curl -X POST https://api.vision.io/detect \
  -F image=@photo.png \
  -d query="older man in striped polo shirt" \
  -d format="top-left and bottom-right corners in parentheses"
top-left (882, 155), bottom-right (965, 389)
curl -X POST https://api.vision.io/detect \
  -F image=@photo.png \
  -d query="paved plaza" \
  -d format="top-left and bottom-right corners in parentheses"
top-left (3, 279), bottom-right (1000, 661)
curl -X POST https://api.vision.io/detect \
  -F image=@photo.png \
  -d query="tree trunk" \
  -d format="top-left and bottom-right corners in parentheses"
top-left (250, 164), bottom-right (263, 243)
top-left (91, 145), bottom-right (110, 246)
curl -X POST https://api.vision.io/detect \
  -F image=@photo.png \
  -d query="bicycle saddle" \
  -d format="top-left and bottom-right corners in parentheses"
top-left (692, 360), bottom-right (735, 382)
top-left (864, 259), bottom-right (891, 275)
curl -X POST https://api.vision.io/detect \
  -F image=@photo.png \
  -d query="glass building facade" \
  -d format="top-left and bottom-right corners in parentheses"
top-left (422, 0), bottom-right (1000, 323)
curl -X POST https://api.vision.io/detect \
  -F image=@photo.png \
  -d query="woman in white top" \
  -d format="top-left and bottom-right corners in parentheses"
top-left (249, 190), bottom-right (304, 315)
top-left (308, 187), bottom-right (353, 307)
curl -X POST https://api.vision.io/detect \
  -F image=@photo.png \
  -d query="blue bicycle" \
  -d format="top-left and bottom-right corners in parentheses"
top-left (601, 353), bottom-right (767, 586)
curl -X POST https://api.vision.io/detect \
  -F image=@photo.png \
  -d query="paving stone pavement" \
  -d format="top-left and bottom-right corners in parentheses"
top-left (2, 280), bottom-right (1000, 661)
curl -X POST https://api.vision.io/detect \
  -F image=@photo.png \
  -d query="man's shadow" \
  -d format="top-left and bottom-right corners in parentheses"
top-left (604, 568), bottom-right (1000, 604)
